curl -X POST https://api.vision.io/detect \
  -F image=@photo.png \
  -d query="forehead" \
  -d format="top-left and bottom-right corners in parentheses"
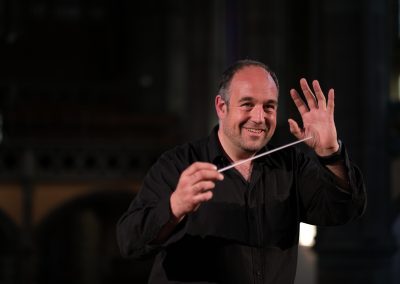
top-left (229, 66), bottom-right (278, 101)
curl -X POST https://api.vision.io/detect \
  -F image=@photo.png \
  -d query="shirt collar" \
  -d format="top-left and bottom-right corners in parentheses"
top-left (207, 125), bottom-right (227, 166)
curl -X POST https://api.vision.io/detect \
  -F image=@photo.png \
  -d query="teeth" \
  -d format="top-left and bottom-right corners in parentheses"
top-left (247, 128), bottom-right (263, 133)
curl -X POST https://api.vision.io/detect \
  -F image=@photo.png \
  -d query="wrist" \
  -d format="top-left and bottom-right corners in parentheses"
top-left (169, 193), bottom-right (185, 222)
top-left (317, 140), bottom-right (344, 165)
top-left (315, 140), bottom-right (340, 157)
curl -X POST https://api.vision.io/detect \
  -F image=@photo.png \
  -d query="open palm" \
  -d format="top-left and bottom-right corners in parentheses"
top-left (288, 78), bottom-right (340, 156)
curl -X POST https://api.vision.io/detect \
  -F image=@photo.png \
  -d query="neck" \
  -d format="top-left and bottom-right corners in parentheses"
top-left (217, 129), bottom-right (255, 162)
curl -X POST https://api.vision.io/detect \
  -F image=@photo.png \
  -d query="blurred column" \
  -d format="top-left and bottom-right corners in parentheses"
top-left (314, 0), bottom-right (396, 283)
top-left (182, 0), bottom-right (217, 140)
top-left (19, 149), bottom-right (35, 284)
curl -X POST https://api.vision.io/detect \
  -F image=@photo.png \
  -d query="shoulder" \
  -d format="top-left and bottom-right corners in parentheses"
top-left (157, 136), bottom-right (210, 170)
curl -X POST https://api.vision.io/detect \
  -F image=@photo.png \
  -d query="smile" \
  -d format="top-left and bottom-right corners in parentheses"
top-left (245, 128), bottom-right (265, 134)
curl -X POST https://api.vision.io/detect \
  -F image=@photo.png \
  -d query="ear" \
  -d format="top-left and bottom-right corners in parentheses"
top-left (215, 95), bottom-right (227, 119)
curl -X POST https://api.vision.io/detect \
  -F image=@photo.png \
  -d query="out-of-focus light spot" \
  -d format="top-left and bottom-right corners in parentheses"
top-left (299, 223), bottom-right (316, 247)
top-left (397, 74), bottom-right (400, 101)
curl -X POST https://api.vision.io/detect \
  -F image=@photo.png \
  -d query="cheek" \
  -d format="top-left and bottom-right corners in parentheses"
top-left (267, 113), bottom-right (277, 123)
top-left (227, 111), bottom-right (247, 125)
top-left (266, 115), bottom-right (277, 131)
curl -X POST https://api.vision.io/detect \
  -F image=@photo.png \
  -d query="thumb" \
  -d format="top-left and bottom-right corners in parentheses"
top-left (288, 118), bottom-right (303, 139)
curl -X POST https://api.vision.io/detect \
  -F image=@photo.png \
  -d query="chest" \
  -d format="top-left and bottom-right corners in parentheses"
top-left (212, 166), bottom-right (294, 205)
top-left (234, 163), bottom-right (253, 181)
top-left (189, 167), bottom-right (298, 246)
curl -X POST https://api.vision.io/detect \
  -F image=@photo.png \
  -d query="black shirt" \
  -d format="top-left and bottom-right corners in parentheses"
top-left (117, 126), bottom-right (366, 284)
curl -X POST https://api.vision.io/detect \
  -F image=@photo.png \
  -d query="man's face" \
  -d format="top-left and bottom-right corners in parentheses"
top-left (216, 66), bottom-right (278, 159)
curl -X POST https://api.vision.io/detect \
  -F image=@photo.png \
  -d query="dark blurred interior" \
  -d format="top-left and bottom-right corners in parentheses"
top-left (0, 0), bottom-right (399, 283)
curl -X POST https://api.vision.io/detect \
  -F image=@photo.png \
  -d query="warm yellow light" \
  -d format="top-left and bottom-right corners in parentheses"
top-left (398, 74), bottom-right (400, 100)
top-left (299, 223), bottom-right (316, 247)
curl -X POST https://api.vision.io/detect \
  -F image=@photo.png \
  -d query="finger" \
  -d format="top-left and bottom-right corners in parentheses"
top-left (183, 162), bottom-right (218, 176)
top-left (312, 80), bottom-right (327, 110)
top-left (327, 88), bottom-right (335, 114)
top-left (193, 180), bottom-right (216, 194)
top-left (190, 169), bottom-right (224, 184)
top-left (288, 119), bottom-right (304, 139)
top-left (290, 89), bottom-right (308, 115)
top-left (300, 78), bottom-right (318, 109)
top-left (194, 191), bottom-right (214, 203)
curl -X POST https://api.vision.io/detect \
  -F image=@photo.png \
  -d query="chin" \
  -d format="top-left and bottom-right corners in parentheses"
top-left (242, 142), bottom-right (266, 153)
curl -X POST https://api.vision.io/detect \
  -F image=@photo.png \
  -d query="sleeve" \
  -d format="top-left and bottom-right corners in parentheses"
top-left (116, 151), bottom-right (189, 259)
top-left (297, 142), bottom-right (367, 226)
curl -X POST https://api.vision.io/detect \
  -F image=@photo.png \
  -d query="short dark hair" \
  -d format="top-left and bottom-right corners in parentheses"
top-left (217, 59), bottom-right (279, 104)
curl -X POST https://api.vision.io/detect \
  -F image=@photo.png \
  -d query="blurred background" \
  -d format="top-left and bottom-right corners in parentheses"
top-left (0, 0), bottom-right (399, 283)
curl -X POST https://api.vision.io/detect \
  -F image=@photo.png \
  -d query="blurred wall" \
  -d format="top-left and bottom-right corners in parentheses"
top-left (0, 0), bottom-right (398, 283)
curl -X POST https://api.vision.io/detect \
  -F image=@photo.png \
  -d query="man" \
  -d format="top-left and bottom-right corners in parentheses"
top-left (117, 59), bottom-right (366, 284)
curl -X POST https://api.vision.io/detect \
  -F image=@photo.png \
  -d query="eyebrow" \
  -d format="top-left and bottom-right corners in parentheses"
top-left (238, 96), bottom-right (278, 105)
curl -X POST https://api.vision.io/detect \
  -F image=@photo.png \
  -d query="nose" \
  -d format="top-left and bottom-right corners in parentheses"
top-left (250, 105), bottom-right (265, 123)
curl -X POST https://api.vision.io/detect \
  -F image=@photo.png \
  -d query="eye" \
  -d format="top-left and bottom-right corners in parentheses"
top-left (240, 103), bottom-right (254, 111)
top-left (264, 104), bottom-right (276, 113)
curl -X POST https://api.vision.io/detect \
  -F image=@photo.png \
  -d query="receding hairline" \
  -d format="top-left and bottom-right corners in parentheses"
top-left (217, 60), bottom-right (279, 102)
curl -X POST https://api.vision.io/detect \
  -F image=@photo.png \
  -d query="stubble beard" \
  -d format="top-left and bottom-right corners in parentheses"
top-left (223, 124), bottom-right (271, 155)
